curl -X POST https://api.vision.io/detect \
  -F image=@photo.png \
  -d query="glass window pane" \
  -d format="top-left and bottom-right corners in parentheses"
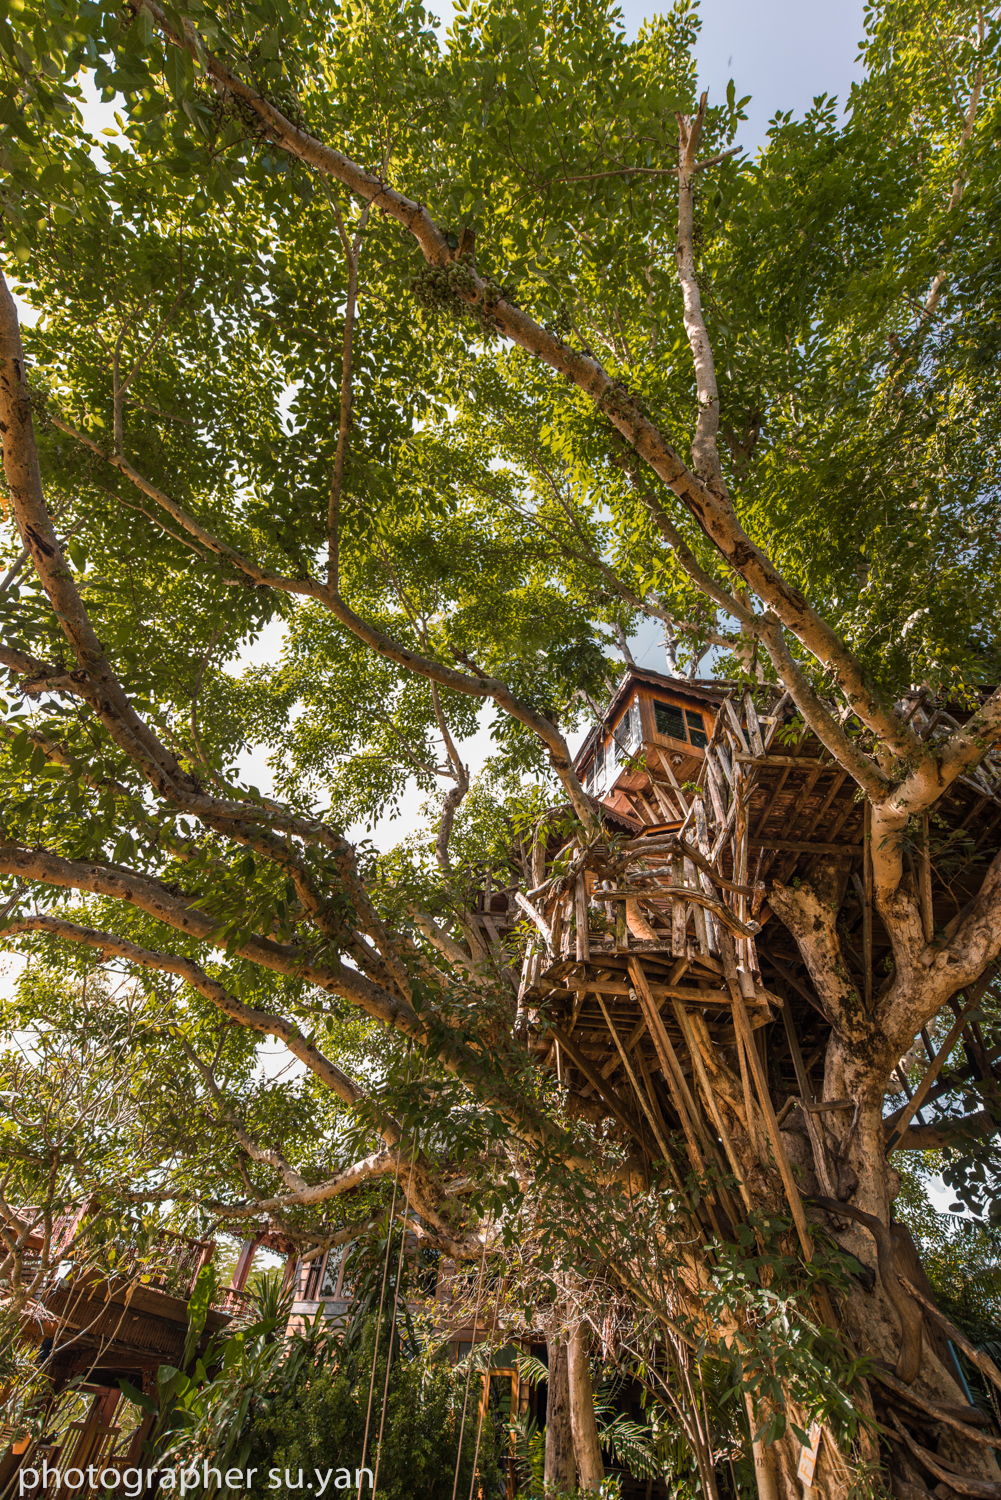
top-left (303, 1254), bottom-right (324, 1300)
top-left (321, 1246), bottom-right (344, 1296)
top-left (685, 711), bottom-right (708, 748)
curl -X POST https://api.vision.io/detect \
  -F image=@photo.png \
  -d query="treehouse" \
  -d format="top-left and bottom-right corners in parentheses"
top-left (514, 666), bottom-right (1001, 1165)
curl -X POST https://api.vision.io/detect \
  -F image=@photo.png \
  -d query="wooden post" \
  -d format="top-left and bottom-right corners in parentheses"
top-left (568, 1323), bottom-right (605, 1493)
top-left (863, 801), bottom-right (873, 1010)
top-left (575, 873), bottom-right (590, 961)
top-left (718, 934), bottom-right (815, 1263)
top-left (919, 813), bottom-right (934, 944)
top-left (545, 1335), bottom-right (576, 1493)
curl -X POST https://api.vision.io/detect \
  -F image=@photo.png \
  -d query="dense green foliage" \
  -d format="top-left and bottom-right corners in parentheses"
top-left (3, 0), bottom-right (1001, 1492)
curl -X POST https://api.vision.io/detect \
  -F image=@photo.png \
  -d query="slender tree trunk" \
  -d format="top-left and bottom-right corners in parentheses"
top-left (744, 1392), bottom-right (780, 1500)
top-left (545, 1334), bottom-right (576, 1494)
top-left (568, 1322), bottom-right (605, 1492)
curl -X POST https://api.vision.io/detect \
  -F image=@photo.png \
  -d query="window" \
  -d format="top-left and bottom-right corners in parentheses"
top-left (610, 700), bottom-right (640, 764)
top-left (654, 700), bottom-right (708, 749)
top-left (303, 1253), bottom-right (325, 1301)
top-left (687, 713), bottom-right (708, 748)
top-left (321, 1246), bottom-right (344, 1297)
top-left (654, 701), bottom-right (686, 740)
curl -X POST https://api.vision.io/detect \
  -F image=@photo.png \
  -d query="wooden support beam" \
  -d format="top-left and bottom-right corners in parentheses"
top-left (548, 1024), bottom-right (645, 1146)
top-left (718, 933), bottom-right (816, 1264)
top-left (743, 692), bottom-right (765, 758)
top-left (886, 965), bottom-right (1001, 1152)
top-left (733, 752), bottom-right (831, 769)
top-left (574, 873), bottom-right (590, 962)
top-left (749, 839), bottom-right (862, 857)
top-left (597, 994), bottom-right (672, 1162)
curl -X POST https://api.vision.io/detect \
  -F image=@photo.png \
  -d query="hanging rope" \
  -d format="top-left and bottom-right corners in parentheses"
top-left (370, 1057), bottom-right (425, 1498)
top-left (356, 1130), bottom-right (404, 1498)
top-left (450, 1234), bottom-right (490, 1500)
top-left (465, 1268), bottom-right (502, 1500)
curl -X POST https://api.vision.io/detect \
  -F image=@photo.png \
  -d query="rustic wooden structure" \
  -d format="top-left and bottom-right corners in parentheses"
top-left (494, 666), bottom-right (1001, 1490)
top-left (509, 667), bottom-right (1001, 1164)
top-left (0, 1210), bottom-right (273, 1500)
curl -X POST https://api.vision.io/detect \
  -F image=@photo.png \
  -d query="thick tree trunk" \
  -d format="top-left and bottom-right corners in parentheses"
top-left (567, 1322), bottom-right (605, 1492)
top-left (545, 1334), bottom-right (576, 1494)
top-left (768, 864), bottom-right (1001, 1497)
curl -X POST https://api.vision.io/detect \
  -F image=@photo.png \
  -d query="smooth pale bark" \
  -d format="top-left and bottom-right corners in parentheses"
top-left (568, 1323), bottom-right (605, 1492)
top-left (744, 1393), bottom-right (781, 1500)
top-left (545, 1336), bottom-right (576, 1494)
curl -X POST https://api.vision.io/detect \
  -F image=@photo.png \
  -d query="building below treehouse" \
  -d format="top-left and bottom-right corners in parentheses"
top-left (0, 1208), bottom-right (280, 1500)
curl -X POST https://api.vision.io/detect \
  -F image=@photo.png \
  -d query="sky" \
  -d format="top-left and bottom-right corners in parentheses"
top-left (673, 0), bottom-right (867, 154)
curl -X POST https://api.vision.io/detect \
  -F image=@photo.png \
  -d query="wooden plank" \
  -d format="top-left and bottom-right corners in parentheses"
top-left (597, 994), bottom-right (672, 1160)
top-left (704, 755), bottom-right (728, 826)
top-left (574, 873), bottom-right (590, 962)
top-left (723, 697), bottom-right (750, 754)
top-left (748, 839), bottom-right (862, 856)
top-left (743, 692), bottom-right (765, 758)
top-left (671, 856), bottom-right (687, 957)
top-left (714, 742), bottom-right (735, 790)
top-left (761, 690), bottom-right (792, 749)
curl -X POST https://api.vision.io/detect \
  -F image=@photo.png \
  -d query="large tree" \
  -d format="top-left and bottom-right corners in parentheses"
top-left (2, 0), bottom-right (1001, 1494)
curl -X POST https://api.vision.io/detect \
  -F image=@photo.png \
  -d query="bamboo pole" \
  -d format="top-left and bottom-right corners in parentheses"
top-left (627, 961), bottom-right (728, 1239)
top-left (885, 968), bottom-right (999, 1151)
top-left (673, 1001), bottom-right (754, 1216)
top-left (628, 960), bottom-right (708, 1163)
top-left (597, 994), bottom-right (673, 1162)
top-left (718, 934), bottom-right (815, 1263)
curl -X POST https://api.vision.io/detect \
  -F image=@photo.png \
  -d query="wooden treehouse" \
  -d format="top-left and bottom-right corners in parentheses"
top-left (511, 667), bottom-right (1001, 1175)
